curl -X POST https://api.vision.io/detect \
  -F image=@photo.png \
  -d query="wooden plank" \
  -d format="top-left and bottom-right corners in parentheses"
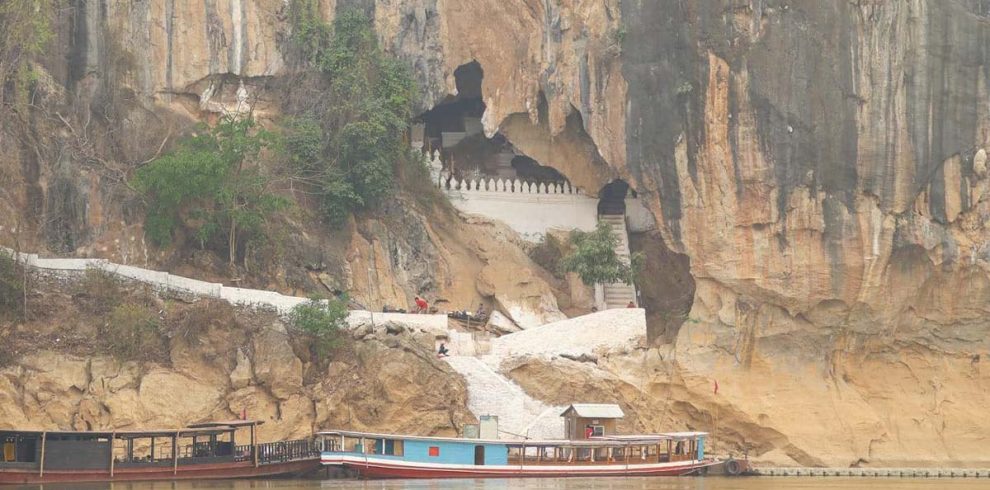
top-left (38, 432), bottom-right (46, 477)
top-left (252, 423), bottom-right (258, 467)
top-left (173, 431), bottom-right (179, 475)
top-left (109, 432), bottom-right (116, 478)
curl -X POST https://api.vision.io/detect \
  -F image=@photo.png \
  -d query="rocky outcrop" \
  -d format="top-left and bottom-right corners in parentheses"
top-left (2, 0), bottom-right (990, 469)
top-left (0, 278), bottom-right (474, 441)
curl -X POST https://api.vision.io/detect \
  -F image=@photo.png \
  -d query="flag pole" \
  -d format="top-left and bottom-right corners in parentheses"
top-left (712, 379), bottom-right (719, 458)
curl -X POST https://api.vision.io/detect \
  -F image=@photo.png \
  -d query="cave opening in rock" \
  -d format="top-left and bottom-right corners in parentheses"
top-left (598, 179), bottom-right (632, 216)
top-left (415, 61), bottom-right (570, 187)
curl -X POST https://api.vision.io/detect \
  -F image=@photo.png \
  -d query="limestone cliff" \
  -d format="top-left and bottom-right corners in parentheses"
top-left (1, 0), bottom-right (989, 468)
top-left (0, 274), bottom-right (473, 441)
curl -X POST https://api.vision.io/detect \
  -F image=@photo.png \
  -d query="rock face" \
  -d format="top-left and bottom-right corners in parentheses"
top-left (0, 279), bottom-right (474, 442)
top-left (2, 0), bottom-right (990, 468)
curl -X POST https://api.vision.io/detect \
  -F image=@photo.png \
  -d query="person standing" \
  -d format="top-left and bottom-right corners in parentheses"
top-left (414, 296), bottom-right (429, 313)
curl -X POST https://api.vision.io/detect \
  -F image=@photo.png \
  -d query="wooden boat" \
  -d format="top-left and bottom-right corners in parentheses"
top-left (318, 430), bottom-right (717, 478)
top-left (0, 420), bottom-right (320, 484)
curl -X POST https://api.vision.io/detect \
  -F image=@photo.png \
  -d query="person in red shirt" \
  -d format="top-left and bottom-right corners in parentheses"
top-left (414, 296), bottom-right (429, 313)
top-left (585, 426), bottom-right (594, 439)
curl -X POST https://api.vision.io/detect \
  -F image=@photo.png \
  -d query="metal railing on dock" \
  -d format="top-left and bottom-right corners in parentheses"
top-left (256, 439), bottom-right (318, 464)
top-left (754, 467), bottom-right (990, 478)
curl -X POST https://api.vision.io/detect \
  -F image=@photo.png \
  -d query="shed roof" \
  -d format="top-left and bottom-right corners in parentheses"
top-left (560, 403), bottom-right (625, 419)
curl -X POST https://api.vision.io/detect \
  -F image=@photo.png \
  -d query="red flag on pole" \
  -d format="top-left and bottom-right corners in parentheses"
top-left (713, 380), bottom-right (719, 396)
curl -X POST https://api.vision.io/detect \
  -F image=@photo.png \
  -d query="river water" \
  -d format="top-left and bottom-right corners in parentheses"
top-left (8, 478), bottom-right (990, 490)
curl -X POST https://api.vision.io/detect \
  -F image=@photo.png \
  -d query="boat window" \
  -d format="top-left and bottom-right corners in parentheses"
top-left (383, 439), bottom-right (403, 456)
top-left (428, 446), bottom-right (440, 457)
top-left (1, 435), bottom-right (37, 463)
top-left (585, 425), bottom-right (604, 437)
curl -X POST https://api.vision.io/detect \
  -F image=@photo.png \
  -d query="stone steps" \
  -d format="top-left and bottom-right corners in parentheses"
top-left (598, 214), bottom-right (637, 309)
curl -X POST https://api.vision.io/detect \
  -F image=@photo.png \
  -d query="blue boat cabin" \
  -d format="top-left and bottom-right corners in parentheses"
top-left (332, 433), bottom-right (508, 466)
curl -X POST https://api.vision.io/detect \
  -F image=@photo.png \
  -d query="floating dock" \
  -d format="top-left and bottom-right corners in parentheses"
top-left (753, 467), bottom-right (990, 478)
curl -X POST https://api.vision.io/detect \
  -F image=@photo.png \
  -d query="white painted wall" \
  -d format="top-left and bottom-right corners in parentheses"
top-left (441, 177), bottom-right (598, 241)
top-left (4, 248), bottom-right (448, 329)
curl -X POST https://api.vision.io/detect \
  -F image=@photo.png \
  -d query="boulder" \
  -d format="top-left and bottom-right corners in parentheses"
top-left (252, 329), bottom-right (303, 400)
top-left (229, 348), bottom-right (253, 390)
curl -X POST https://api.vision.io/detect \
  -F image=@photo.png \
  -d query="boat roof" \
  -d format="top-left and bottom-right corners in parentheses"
top-left (316, 430), bottom-right (707, 446)
top-left (560, 403), bottom-right (625, 419)
top-left (187, 420), bottom-right (264, 428)
top-left (0, 420), bottom-right (264, 438)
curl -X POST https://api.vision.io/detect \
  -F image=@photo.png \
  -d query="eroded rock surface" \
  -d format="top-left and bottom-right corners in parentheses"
top-left (1, 0), bottom-right (989, 469)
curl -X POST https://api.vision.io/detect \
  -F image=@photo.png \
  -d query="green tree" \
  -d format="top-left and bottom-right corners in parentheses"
top-left (135, 117), bottom-right (289, 264)
top-left (0, 0), bottom-right (53, 109)
top-left (560, 222), bottom-right (643, 286)
top-left (289, 296), bottom-right (348, 359)
top-left (284, 5), bottom-right (415, 227)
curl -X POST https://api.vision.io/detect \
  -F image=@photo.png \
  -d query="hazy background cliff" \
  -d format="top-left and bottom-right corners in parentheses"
top-left (1, 0), bottom-right (989, 467)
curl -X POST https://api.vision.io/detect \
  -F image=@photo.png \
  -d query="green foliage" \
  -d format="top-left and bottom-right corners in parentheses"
top-left (288, 0), bottom-right (332, 66)
top-left (560, 222), bottom-right (643, 286)
top-left (103, 303), bottom-right (164, 360)
top-left (529, 233), bottom-right (568, 280)
top-left (283, 116), bottom-right (325, 172)
top-left (289, 296), bottom-right (348, 358)
top-left (0, 0), bottom-right (54, 108)
top-left (0, 251), bottom-right (24, 319)
top-left (285, 5), bottom-right (416, 227)
top-left (135, 117), bottom-right (290, 263)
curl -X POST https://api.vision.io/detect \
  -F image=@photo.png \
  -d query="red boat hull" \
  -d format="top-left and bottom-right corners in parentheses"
top-left (323, 455), bottom-right (716, 479)
top-left (0, 459), bottom-right (319, 485)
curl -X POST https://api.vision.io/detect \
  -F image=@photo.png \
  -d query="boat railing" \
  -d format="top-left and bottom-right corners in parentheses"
top-left (256, 439), bottom-right (318, 464)
top-left (233, 444), bottom-right (253, 462)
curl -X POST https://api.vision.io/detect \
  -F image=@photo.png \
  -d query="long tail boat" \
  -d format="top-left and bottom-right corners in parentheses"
top-left (317, 430), bottom-right (719, 478)
top-left (0, 421), bottom-right (320, 484)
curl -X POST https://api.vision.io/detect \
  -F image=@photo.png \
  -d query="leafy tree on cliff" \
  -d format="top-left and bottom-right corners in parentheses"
top-left (560, 222), bottom-right (643, 286)
top-left (134, 117), bottom-right (289, 265)
top-left (289, 296), bottom-right (348, 359)
top-left (285, 4), bottom-right (416, 227)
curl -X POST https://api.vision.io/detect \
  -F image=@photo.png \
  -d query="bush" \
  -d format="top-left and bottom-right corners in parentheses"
top-left (75, 268), bottom-right (123, 315)
top-left (284, 5), bottom-right (415, 227)
top-left (0, 251), bottom-right (24, 319)
top-left (104, 303), bottom-right (164, 360)
top-left (560, 222), bottom-right (643, 286)
top-left (289, 296), bottom-right (348, 359)
top-left (170, 299), bottom-right (235, 342)
top-left (134, 117), bottom-right (290, 264)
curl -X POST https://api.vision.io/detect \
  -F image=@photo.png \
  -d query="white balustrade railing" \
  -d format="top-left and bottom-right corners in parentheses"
top-left (439, 172), bottom-right (579, 196)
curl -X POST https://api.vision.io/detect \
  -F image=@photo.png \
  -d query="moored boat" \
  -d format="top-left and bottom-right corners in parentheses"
top-left (0, 420), bottom-right (320, 485)
top-left (318, 404), bottom-right (720, 479)
top-left (319, 431), bottom-right (716, 478)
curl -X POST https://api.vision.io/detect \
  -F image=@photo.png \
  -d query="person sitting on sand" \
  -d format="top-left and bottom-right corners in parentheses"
top-left (437, 343), bottom-right (450, 357)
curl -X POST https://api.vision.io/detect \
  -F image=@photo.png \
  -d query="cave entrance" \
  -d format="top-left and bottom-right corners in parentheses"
top-left (415, 61), bottom-right (570, 187)
top-left (598, 180), bottom-right (631, 216)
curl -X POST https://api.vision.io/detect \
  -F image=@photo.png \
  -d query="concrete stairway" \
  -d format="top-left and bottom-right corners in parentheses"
top-left (598, 214), bottom-right (637, 309)
top-left (444, 356), bottom-right (564, 440)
